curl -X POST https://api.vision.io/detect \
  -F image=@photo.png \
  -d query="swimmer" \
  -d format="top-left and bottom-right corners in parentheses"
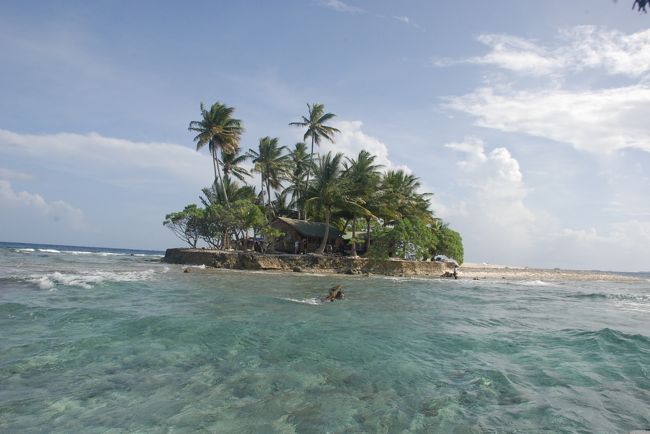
top-left (323, 284), bottom-right (344, 302)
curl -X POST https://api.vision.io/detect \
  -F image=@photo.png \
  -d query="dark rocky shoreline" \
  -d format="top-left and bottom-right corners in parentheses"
top-left (163, 248), bottom-right (452, 277)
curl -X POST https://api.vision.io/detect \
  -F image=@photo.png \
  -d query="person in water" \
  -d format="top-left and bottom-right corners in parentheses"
top-left (324, 285), bottom-right (344, 302)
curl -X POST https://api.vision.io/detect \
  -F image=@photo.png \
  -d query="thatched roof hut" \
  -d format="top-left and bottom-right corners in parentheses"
top-left (271, 217), bottom-right (341, 253)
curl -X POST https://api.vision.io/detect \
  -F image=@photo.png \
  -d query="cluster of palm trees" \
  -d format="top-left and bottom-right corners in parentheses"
top-left (172, 101), bottom-right (460, 259)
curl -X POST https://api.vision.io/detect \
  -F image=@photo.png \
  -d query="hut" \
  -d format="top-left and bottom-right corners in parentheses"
top-left (270, 217), bottom-right (342, 254)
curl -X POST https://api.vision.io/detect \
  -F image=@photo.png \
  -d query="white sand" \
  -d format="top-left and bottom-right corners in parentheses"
top-left (458, 263), bottom-right (637, 282)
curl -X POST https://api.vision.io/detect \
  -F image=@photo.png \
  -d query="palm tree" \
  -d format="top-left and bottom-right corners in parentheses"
top-left (219, 148), bottom-right (251, 184)
top-left (343, 150), bottom-right (382, 256)
top-left (247, 137), bottom-right (289, 213)
top-left (201, 177), bottom-right (257, 207)
top-left (189, 102), bottom-right (243, 207)
top-left (378, 170), bottom-right (433, 223)
top-left (272, 190), bottom-right (293, 217)
top-left (289, 103), bottom-right (340, 219)
top-left (285, 142), bottom-right (312, 218)
top-left (305, 152), bottom-right (368, 254)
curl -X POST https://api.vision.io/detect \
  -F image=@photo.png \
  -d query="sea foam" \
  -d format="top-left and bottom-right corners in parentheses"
top-left (516, 280), bottom-right (555, 287)
top-left (28, 269), bottom-right (156, 290)
top-left (279, 297), bottom-right (322, 305)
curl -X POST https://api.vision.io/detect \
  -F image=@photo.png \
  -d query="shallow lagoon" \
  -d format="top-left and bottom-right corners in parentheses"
top-left (1, 243), bottom-right (649, 433)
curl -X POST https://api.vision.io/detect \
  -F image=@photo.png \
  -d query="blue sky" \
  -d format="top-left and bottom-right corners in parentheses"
top-left (1, 0), bottom-right (649, 271)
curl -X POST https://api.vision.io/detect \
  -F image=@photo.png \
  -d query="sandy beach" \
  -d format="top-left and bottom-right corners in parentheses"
top-left (459, 262), bottom-right (640, 282)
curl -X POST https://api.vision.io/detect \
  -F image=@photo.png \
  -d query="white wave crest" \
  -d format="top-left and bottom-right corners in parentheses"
top-left (28, 269), bottom-right (156, 289)
top-left (34, 276), bottom-right (56, 290)
top-left (517, 280), bottom-right (554, 287)
top-left (183, 264), bottom-right (206, 270)
top-left (38, 249), bottom-right (61, 253)
top-left (280, 297), bottom-right (322, 305)
top-left (14, 248), bottom-right (35, 253)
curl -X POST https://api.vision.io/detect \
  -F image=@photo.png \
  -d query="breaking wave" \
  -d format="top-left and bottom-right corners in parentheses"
top-left (279, 297), bottom-right (323, 305)
top-left (516, 280), bottom-right (555, 287)
top-left (12, 247), bottom-right (163, 258)
top-left (27, 269), bottom-right (156, 290)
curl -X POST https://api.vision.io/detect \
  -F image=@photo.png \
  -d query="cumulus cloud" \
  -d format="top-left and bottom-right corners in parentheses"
top-left (446, 86), bottom-right (650, 153)
top-left (438, 138), bottom-right (540, 260)
top-left (435, 137), bottom-right (650, 270)
top-left (0, 129), bottom-right (214, 187)
top-left (316, 120), bottom-right (411, 173)
top-left (435, 26), bottom-right (650, 78)
top-left (0, 180), bottom-right (84, 228)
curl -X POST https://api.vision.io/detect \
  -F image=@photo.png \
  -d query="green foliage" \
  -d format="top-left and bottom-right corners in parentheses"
top-left (289, 103), bottom-right (341, 218)
top-left (259, 226), bottom-right (283, 253)
top-left (368, 218), bottom-right (436, 261)
top-left (434, 225), bottom-right (464, 265)
top-left (197, 199), bottom-right (268, 249)
top-left (219, 148), bottom-right (251, 183)
top-left (163, 204), bottom-right (204, 248)
top-left (247, 136), bottom-right (289, 212)
top-left (188, 101), bottom-right (244, 206)
top-left (172, 100), bottom-right (466, 259)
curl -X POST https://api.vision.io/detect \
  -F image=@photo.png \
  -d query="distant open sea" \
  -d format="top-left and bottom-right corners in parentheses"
top-left (1, 241), bottom-right (649, 433)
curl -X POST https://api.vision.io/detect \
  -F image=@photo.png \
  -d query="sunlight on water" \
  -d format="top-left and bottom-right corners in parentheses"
top-left (1, 243), bottom-right (649, 432)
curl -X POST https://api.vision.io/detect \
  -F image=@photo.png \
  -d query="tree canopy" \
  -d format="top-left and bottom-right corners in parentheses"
top-left (165, 101), bottom-right (464, 263)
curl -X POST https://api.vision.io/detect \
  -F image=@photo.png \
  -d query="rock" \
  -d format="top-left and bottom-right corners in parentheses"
top-left (183, 268), bottom-right (190, 273)
top-left (292, 266), bottom-right (302, 272)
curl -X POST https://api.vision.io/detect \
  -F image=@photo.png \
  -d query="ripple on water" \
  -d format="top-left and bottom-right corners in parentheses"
top-left (1, 252), bottom-right (649, 433)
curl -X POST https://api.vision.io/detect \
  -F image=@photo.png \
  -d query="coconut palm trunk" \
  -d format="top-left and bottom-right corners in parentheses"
top-left (365, 216), bottom-right (372, 253)
top-left (350, 215), bottom-right (358, 257)
top-left (318, 208), bottom-right (331, 254)
top-left (213, 147), bottom-right (230, 207)
top-left (304, 135), bottom-right (314, 219)
top-left (266, 172), bottom-right (272, 209)
top-left (211, 148), bottom-right (219, 184)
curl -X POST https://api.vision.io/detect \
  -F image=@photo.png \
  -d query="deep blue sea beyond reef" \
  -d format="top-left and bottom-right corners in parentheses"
top-left (1, 242), bottom-right (649, 433)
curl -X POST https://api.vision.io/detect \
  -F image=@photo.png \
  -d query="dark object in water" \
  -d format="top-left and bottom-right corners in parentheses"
top-left (442, 266), bottom-right (459, 279)
top-left (324, 285), bottom-right (344, 302)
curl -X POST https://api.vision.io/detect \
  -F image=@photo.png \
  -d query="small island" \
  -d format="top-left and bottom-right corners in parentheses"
top-left (164, 101), bottom-right (463, 277)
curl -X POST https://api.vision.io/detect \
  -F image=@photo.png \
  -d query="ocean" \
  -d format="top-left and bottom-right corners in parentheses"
top-left (1, 241), bottom-right (649, 433)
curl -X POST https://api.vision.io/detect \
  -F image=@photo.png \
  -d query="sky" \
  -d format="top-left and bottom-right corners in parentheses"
top-left (1, 0), bottom-right (649, 271)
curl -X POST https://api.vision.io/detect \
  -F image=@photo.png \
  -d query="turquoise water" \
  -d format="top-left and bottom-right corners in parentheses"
top-left (1, 243), bottom-right (649, 433)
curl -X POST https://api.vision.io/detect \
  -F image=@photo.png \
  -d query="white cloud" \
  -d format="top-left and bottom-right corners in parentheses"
top-left (0, 180), bottom-right (84, 228)
top-left (0, 129), bottom-right (214, 187)
top-left (316, 120), bottom-right (411, 173)
top-left (320, 0), bottom-right (363, 13)
top-left (435, 137), bottom-right (650, 271)
top-left (446, 86), bottom-right (650, 153)
top-left (0, 168), bottom-right (33, 181)
top-left (393, 15), bottom-right (410, 24)
top-left (435, 26), bottom-right (650, 78)
top-left (541, 221), bottom-right (650, 271)
top-left (469, 34), bottom-right (563, 76)
top-left (439, 138), bottom-right (538, 256)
